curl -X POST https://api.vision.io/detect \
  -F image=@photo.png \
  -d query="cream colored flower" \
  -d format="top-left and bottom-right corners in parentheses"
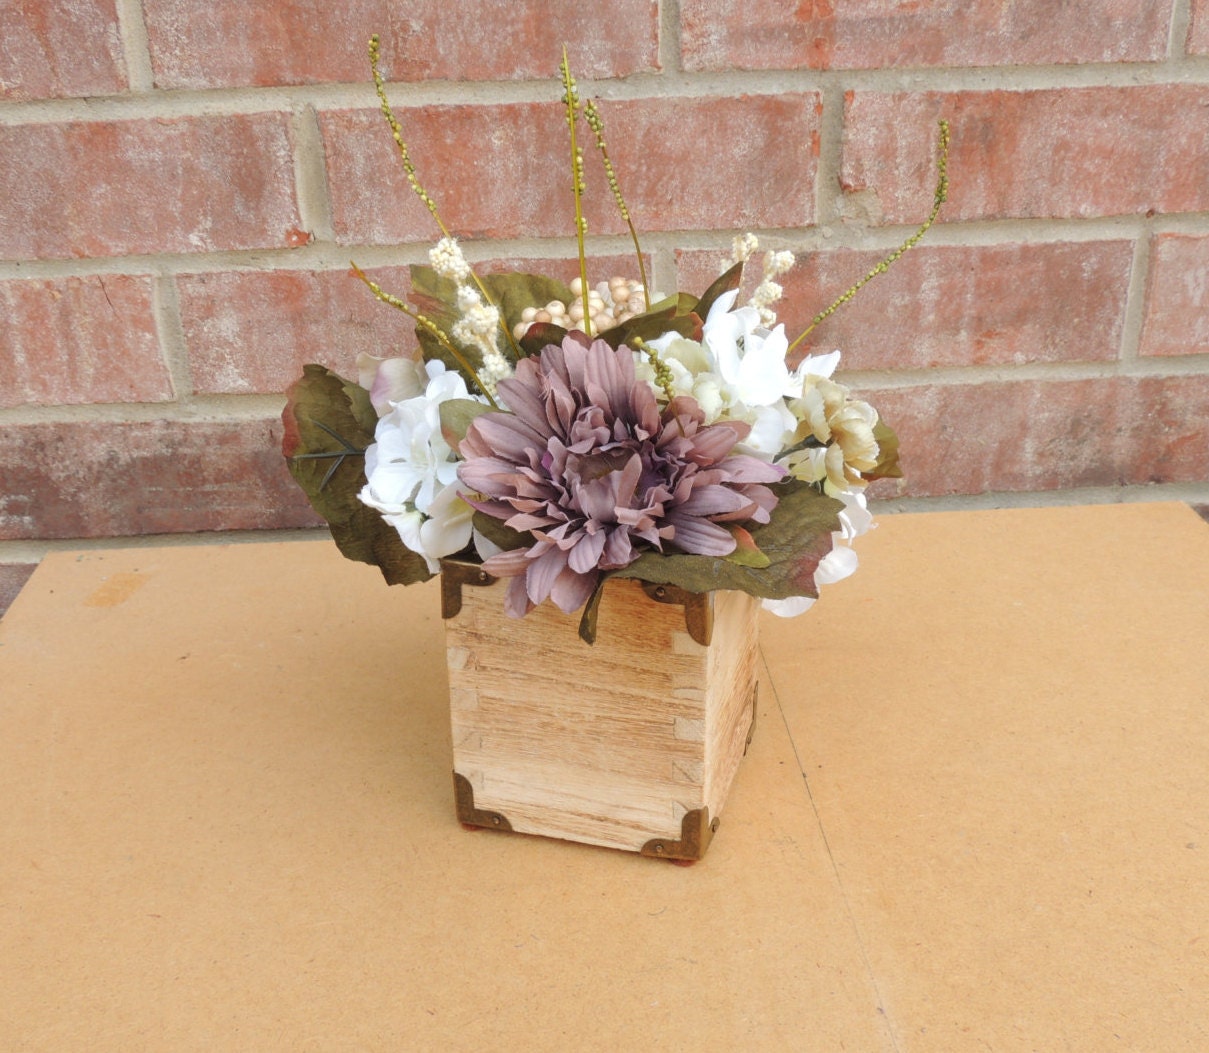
top-left (785, 377), bottom-right (880, 493)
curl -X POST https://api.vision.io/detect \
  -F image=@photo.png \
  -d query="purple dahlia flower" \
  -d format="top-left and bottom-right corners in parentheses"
top-left (456, 335), bottom-right (785, 617)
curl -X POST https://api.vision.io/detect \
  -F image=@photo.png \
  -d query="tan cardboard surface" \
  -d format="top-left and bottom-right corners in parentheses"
top-left (1, 503), bottom-right (1206, 1050)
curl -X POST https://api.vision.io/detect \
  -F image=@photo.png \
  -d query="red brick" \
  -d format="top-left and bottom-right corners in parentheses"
top-left (322, 94), bottom-right (819, 245)
top-left (0, 275), bottom-right (172, 407)
top-left (0, 563), bottom-right (37, 620)
top-left (143, 0), bottom-right (658, 88)
top-left (678, 240), bottom-right (1132, 369)
top-left (0, 114), bottom-right (302, 261)
top-left (864, 375), bottom-right (1209, 499)
top-left (181, 267), bottom-right (414, 395)
top-left (0, 0), bottom-right (126, 101)
top-left (1139, 234), bottom-right (1209, 358)
top-left (1189, 0), bottom-right (1209, 53)
top-left (842, 87), bottom-right (1209, 224)
top-left (182, 255), bottom-right (650, 395)
top-left (682, 0), bottom-right (1171, 71)
top-left (0, 420), bottom-right (319, 540)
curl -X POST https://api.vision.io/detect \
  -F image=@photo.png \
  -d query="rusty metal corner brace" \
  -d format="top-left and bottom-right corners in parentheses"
top-left (453, 772), bottom-right (513, 832)
top-left (640, 807), bottom-right (718, 861)
top-left (640, 582), bottom-right (714, 647)
top-left (440, 559), bottom-right (498, 620)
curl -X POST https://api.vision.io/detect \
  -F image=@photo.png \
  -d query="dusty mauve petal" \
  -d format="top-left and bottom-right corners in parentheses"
top-left (482, 547), bottom-right (532, 578)
top-left (674, 485), bottom-right (754, 518)
top-left (568, 527), bottom-right (607, 574)
top-left (664, 515), bottom-right (737, 556)
top-left (550, 564), bottom-right (597, 613)
top-left (464, 412), bottom-right (547, 463)
top-left (452, 334), bottom-right (781, 617)
top-left (504, 575), bottom-right (535, 618)
top-left (525, 545), bottom-right (570, 607)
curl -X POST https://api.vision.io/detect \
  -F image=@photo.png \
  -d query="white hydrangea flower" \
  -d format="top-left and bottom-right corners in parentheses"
top-left (642, 290), bottom-right (799, 458)
top-left (358, 360), bottom-right (482, 572)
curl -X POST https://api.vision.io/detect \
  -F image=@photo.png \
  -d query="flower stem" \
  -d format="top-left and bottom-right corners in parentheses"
top-left (584, 99), bottom-right (650, 312)
top-left (350, 262), bottom-right (500, 409)
top-left (560, 47), bottom-right (592, 338)
top-left (368, 34), bottom-right (521, 362)
top-left (787, 119), bottom-right (950, 355)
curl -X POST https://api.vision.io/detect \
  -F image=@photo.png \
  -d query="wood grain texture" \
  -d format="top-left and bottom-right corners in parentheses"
top-left (445, 576), bottom-right (759, 854)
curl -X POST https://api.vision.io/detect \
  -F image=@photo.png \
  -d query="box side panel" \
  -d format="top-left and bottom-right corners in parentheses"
top-left (446, 578), bottom-right (711, 852)
top-left (703, 589), bottom-right (760, 819)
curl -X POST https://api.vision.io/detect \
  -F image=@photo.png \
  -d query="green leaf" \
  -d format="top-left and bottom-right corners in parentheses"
top-left (282, 364), bottom-right (433, 586)
top-left (410, 264), bottom-right (577, 364)
top-left (518, 321), bottom-right (570, 357)
top-left (613, 481), bottom-right (844, 600)
top-left (482, 271), bottom-right (575, 330)
top-left (577, 573), bottom-right (612, 645)
top-left (439, 398), bottom-right (494, 453)
top-left (694, 260), bottom-right (745, 322)
top-left (602, 299), bottom-right (703, 349)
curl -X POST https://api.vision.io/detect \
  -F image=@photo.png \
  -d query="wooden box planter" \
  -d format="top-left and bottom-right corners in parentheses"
top-left (441, 561), bottom-right (759, 860)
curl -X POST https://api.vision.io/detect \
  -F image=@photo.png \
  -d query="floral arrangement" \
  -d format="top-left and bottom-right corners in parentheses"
top-left (283, 38), bottom-right (948, 643)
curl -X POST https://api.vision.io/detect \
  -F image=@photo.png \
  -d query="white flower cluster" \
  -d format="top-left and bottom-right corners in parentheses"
top-left (357, 358), bottom-right (484, 574)
top-left (637, 283), bottom-right (880, 618)
top-left (355, 233), bottom-right (880, 616)
top-left (747, 249), bottom-right (796, 326)
top-left (429, 237), bottom-right (512, 396)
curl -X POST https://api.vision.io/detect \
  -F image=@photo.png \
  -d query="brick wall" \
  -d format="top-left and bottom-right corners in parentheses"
top-left (3, 1), bottom-right (1209, 605)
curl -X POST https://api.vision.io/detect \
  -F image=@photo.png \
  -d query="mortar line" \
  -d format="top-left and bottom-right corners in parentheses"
top-left (114, 0), bottom-right (155, 93)
top-left (1169, 0), bottom-right (1194, 59)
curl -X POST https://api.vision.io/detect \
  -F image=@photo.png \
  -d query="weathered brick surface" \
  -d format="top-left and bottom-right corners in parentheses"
top-left (0, 114), bottom-right (302, 261)
top-left (182, 255), bottom-right (649, 395)
top-left (677, 240), bottom-right (1133, 369)
top-left (1139, 234), bottom-right (1209, 358)
top-left (180, 267), bottom-right (414, 396)
top-left (843, 87), bottom-right (1209, 224)
top-left (322, 94), bottom-right (819, 245)
top-left (0, 420), bottom-right (320, 540)
top-left (865, 375), bottom-right (1209, 498)
top-left (0, 0), bottom-right (126, 100)
top-left (1, 275), bottom-right (172, 407)
top-left (0, 563), bottom-right (37, 620)
top-left (682, 0), bottom-right (1171, 71)
top-left (144, 0), bottom-right (658, 88)
top-left (1189, 0), bottom-right (1209, 53)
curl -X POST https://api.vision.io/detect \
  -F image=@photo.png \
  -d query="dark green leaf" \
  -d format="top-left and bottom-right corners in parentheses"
top-left (282, 364), bottom-right (433, 586)
top-left (613, 481), bottom-right (844, 600)
top-left (694, 260), bottom-right (745, 321)
top-left (577, 573), bottom-right (612, 645)
top-left (482, 271), bottom-right (575, 330)
top-left (518, 321), bottom-right (570, 357)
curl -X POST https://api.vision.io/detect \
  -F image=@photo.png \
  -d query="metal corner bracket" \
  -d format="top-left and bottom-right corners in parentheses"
top-left (440, 559), bottom-right (498, 619)
top-left (639, 582), bottom-right (714, 647)
top-left (640, 807), bottom-right (719, 861)
top-left (453, 772), bottom-right (513, 832)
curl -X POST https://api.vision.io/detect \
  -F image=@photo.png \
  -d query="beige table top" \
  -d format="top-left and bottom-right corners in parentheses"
top-left (2, 503), bottom-right (1207, 1051)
